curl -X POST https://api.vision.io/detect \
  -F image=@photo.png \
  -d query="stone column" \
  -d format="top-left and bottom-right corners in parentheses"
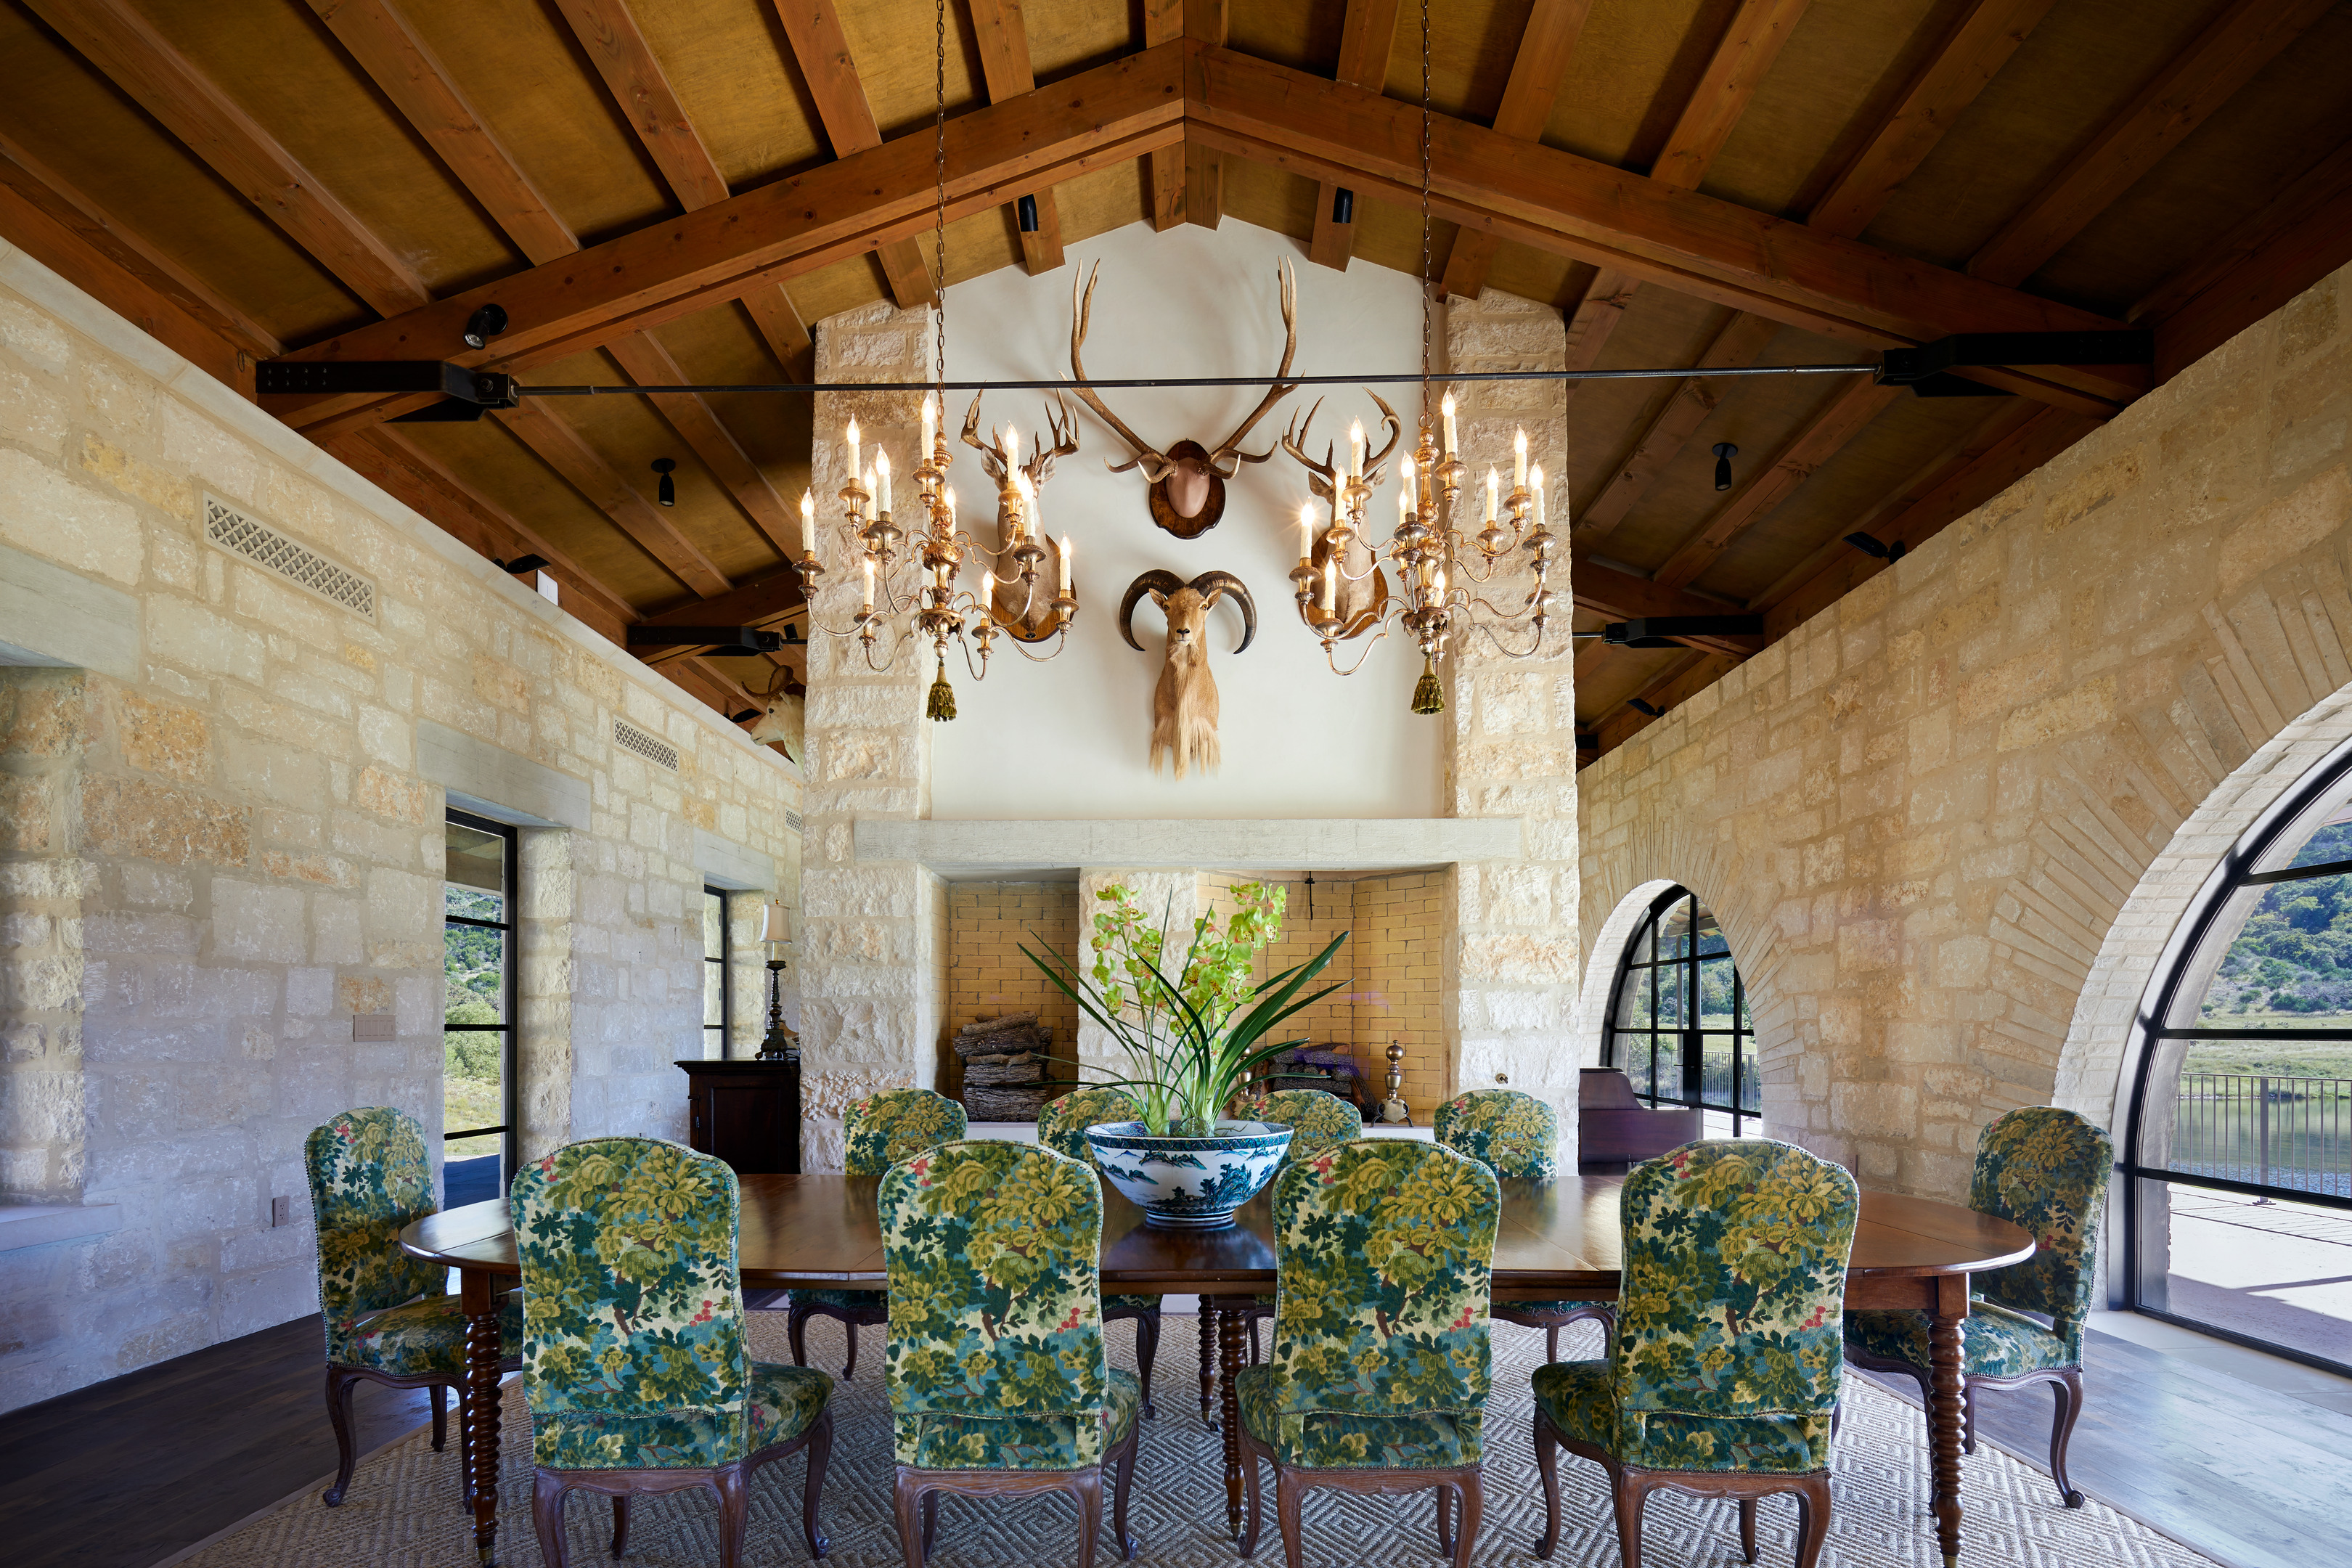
top-left (798, 301), bottom-right (939, 1170)
top-left (1440, 291), bottom-right (1582, 1142)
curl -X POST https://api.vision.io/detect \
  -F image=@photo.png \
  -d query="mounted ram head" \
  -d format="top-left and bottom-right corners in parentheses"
top-left (1071, 261), bottom-right (1299, 539)
top-left (1117, 570), bottom-right (1257, 779)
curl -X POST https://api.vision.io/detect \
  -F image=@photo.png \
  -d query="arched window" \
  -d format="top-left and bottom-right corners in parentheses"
top-left (1602, 886), bottom-right (1759, 1136)
top-left (2126, 750), bottom-right (2352, 1374)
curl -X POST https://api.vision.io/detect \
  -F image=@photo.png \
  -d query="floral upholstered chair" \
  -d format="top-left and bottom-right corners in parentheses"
top-left (1532, 1140), bottom-right (1859, 1568)
top-left (1434, 1089), bottom-right (1603, 1360)
top-left (1845, 1106), bottom-right (2112, 1508)
top-left (1040, 1087), bottom-right (1163, 1419)
top-left (512, 1137), bottom-right (835, 1568)
top-left (1233, 1140), bottom-right (1500, 1568)
top-left (1225, 1088), bottom-right (1367, 1407)
top-left (789, 1087), bottom-right (967, 1377)
top-left (881, 1140), bottom-right (1142, 1568)
top-left (306, 1106), bottom-right (523, 1507)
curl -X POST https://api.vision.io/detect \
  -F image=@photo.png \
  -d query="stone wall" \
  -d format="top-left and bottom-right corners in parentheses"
top-left (0, 245), bottom-right (800, 1411)
top-left (1575, 261), bottom-right (2352, 1201)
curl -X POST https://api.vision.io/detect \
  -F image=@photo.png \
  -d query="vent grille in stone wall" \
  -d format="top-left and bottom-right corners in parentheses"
top-left (203, 494), bottom-right (377, 620)
top-left (613, 719), bottom-right (679, 772)
top-left (786, 811), bottom-right (804, 833)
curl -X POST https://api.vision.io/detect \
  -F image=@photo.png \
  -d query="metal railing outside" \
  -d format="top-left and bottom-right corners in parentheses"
top-left (2171, 1072), bottom-right (2352, 1198)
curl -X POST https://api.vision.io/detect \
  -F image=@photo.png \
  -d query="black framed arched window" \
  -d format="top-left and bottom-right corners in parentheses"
top-left (2125, 743), bottom-right (2352, 1376)
top-left (1603, 886), bottom-right (1760, 1135)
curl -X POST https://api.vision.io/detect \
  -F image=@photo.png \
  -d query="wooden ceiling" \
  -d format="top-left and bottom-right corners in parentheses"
top-left (3, 0), bottom-right (2349, 760)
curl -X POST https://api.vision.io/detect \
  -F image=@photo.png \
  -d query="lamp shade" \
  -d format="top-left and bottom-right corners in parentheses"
top-left (759, 899), bottom-right (793, 947)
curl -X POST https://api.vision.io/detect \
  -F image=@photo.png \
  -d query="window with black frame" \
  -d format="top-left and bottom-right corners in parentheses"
top-left (703, 886), bottom-right (730, 1058)
top-left (1603, 885), bottom-right (1759, 1136)
top-left (2127, 752), bottom-right (2352, 1376)
top-left (444, 812), bottom-right (517, 1205)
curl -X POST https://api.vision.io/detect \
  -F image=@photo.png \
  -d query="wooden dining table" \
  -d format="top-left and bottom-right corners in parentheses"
top-left (404, 1171), bottom-right (2031, 1568)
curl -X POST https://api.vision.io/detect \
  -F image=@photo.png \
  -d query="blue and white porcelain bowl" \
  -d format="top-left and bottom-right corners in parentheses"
top-left (1082, 1119), bottom-right (1294, 1230)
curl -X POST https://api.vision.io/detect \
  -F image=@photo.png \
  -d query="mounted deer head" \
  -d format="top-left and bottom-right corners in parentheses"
top-left (742, 659), bottom-right (804, 762)
top-left (961, 392), bottom-right (1080, 638)
top-left (1281, 393), bottom-right (1404, 638)
top-left (1071, 261), bottom-right (1299, 539)
top-left (1117, 570), bottom-right (1257, 779)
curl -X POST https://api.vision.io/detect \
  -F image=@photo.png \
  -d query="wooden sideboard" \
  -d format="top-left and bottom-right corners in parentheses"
top-left (676, 1058), bottom-right (801, 1175)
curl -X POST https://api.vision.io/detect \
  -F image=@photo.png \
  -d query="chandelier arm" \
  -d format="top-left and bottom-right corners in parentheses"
top-left (1322, 626), bottom-right (1392, 675)
top-left (1459, 616), bottom-right (1556, 660)
top-left (1003, 623), bottom-right (1072, 662)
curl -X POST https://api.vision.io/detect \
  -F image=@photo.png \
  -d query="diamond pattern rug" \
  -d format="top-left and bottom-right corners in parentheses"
top-left (170, 1314), bottom-right (2219, 1568)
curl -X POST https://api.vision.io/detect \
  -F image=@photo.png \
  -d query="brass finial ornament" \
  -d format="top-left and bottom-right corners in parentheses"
top-left (1412, 655), bottom-right (1444, 714)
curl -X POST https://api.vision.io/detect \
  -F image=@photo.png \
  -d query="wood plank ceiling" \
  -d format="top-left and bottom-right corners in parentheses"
top-left (2, 0), bottom-right (2348, 763)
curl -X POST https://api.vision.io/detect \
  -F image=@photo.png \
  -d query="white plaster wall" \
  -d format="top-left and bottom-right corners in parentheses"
top-left (926, 221), bottom-right (1439, 820)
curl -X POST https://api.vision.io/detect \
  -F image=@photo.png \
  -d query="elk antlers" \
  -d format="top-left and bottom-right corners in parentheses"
top-left (960, 391), bottom-right (1081, 487)
top-left (1279, 391), bottom-right (1405, 502)
top-left (1117, 570), bottom-right (1257, 653)
top-left (1071, 261), bottom-right (1300, 481)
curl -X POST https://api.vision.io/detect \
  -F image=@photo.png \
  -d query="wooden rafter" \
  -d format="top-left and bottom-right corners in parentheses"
top-left (495, 402), bottom-right (732, 598)
top-left (26, 0), bottom-right (429, 317)
top-left (1595, 648), bottom-right (1740, 751)
top-left (305, 0), bottom-right (576, 266)
top-left (1183, 1), bottom-right (1228, 229)
top-left (632, 571), bottom-right (807, 666)
top-left (603, 332), bottom-right (799, 561)
top-left (1570, 560), bottom-right (1760, 656)
top-left (1968, 0), bottom-right (2335, 287)
top-left (1437, 0), bottom-right (1591, 299)
top-left (1143, 0), bottom-right (1185, 230)
top-left (770, 0), bottom-right (936, 306)
top-left (1576, 312), bottom-right (1782, 545)
top-left (1306, 0), bottom-right (1402, 273)
top-left (968, 0), bottom-right (1063, 276)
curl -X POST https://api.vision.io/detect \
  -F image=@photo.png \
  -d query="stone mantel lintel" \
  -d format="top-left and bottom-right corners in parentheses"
top-left (853, 818), bottom-right (1522, 878)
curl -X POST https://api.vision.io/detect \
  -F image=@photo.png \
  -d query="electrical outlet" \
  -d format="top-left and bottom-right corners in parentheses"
top-left (271, 1195), bottom-right (292, 1228)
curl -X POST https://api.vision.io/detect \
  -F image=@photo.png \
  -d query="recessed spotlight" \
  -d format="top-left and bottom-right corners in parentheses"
top-left (652, 458), bottom-right (677, 507)
top-left (1712, 442), bottom-right (1738, 492)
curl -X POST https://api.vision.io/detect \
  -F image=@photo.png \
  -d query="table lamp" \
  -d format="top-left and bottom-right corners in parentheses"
top-left (758, 899), bottom-right (799, 1063)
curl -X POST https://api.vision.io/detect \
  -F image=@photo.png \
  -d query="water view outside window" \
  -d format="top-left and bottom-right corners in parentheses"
top-left (1603, 886), bottom-right (1759, 1137)
top-left (444, 813), bottom-right (515, 1202)
top-left (2132, 778), bottom-right (2352, 1373)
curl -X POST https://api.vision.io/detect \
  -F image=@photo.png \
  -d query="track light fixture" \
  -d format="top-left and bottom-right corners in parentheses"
top-left (1628, 698), bottom-right (1663, 717)
top-left (1331, 187), bottom-right (1355, 224)
top-left (1016, 194), bottom-right (1040, 234)
top-left (1845, 531), bottom-right (1906, 561)
top-left (1712, 442), bottom-right (1737, 491)
top-left (727, 709), bottom-right (760, 724)
top-left (462, 304), bottom-right (508, 350)
top-left (652, 457), bottom-right (677, 507)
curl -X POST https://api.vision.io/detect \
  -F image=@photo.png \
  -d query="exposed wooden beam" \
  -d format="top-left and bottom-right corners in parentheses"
top-left (740, 286), bottom-right (814, 377)
top-left (633, 570), bottom-right (807, 665)
top-left (1968, 0), bottom-right (2335, 287)
top-left (1571, 560), bottom-right (1760, 656)
top-left (1556, 268), bottom-right (1641, 393)
top-left (270, 49), bottom-right (1186, 435)
top-left (1144, 1), bottom-right (1185, 229)
top-left (1809, 0), bottom-right (2058, 240)
top-left (1651, 0), bottom-right (1816, 192)
top-left (1577, 312), bottom-right (1784, 544)
top-left (2139, 137), bottom-right (2352, 383)
top-left (306, 0), bottom-right (576, 266)
top-left (26, 0), bottom-right (428, 317)
top-left (0, 131), bottom-right (277, 391)
top-left (496, 403), bottom-right (732, 597)
top-left (1593, 650), bottom-right (1739, 753)
top-left (1184, 1), bottom-right (1228, 229)
top-left (968, 0), bottom-right (1066, 276)
top-left (1307, 0), bottom-right (1403, 273)
top-left (1649, 377), bottom-right (1901, 591)
top-left (1438, 0), bottom-right (1592, 298)
top-left (603, 332), bottom-right (799, 562)
top-left (1187, 46), bottom-right (2140, 412)
top-left (769, 0), bottom-right (936, 306)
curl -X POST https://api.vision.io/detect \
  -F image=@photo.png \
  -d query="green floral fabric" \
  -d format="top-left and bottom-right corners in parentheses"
top-left (1555, 1139), bottom-right (1858, 1475)
top-left (1434, 1090), bottom-right (1560, 1181)
top-left (1255, 1140), bottom-right (1499, 1469)
top-left (511, 1136), bottom-right (831, 1470)
top-left (1247, 1089), bottom-right (1363, 1167)
top-left (1845, 1302), bottom-right (2073, 1379)
top-left (306, 1108), bottom-right (523, 1371)
top-left (881, 1140), bottom-right (1124, 1470)
top-left (844, 1089), bottom-right (968, 1177)
top-left (1965, 1106), bottom-right (2112, 1356)
top-left (1037, 1088), bottom-right (1145, 1165)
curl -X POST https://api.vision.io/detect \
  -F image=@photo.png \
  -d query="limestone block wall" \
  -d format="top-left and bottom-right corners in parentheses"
top-left (1575, 261), bottom-right (2352, 1200)
top-left (0, 247), bottom-right (800, 1411)
top-left (796, 300), bottom-right (939, 1170)
top-left (1441, 292), bottom-right (1583, 1130)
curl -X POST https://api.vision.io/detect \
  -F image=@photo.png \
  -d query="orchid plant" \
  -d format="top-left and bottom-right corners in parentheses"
top-left (1022, 881), bottom-right (1347, 1137)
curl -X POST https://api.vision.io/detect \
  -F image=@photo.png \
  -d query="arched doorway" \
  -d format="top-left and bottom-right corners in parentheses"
top-left (1601, 884), bottom-right (1760, 1136)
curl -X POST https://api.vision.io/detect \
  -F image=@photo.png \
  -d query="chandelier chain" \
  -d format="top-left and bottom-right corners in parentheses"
top-left (1419, 0), bottom-right (1432, 396)
top-left (934, 0), bottom-right (947, 392)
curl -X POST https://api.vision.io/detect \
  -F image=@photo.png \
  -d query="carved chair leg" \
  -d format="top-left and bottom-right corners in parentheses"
top-left (714, 1466), bottom-right (750, 1568)
top-left (432, 1383), bottom-right (448, 1453)
top-left (789, 1304), bottom-right (811, 1368)
top-left (1962, 1378), bottom-right (1980, 1456)
top-left (1274, 1466), bottom-right (1307, 1568)
top-left (322, 1368), bottom-right (361, 1507)
top-left (532, 1470), bottom-right (572, 1568)
top-left (1532, 1411), bottom-right (1563, 1560)
top-left (1113, 1430), bottom-right (1140, 1559)
top-left (921, 1493), bottom-right (939, 1563)
top-left (1434, 1482), bottom-right (1453, 1557)
top-left (611, 1494), bottom-right (631, 1556)
top-left (1073, 1469), bottom-right (1105, 1568)
top-left (1830, 1393), bottom-right (1842, 1441)
top-left (804, 1409), bottom-right (836, 1557)
top-left (1737, 1498), bottom-right (1757, 1564)
top-left (844, 1321), bottom-right (858, 1380)
top-left (2048, 1367), bottom-right (2087, 1508)
top-left (1134, 1309), bottom-right (1161, 1419)
top-left (891, 1471), bottom-right (926, 1568)
top-left (1238, 1440), bottom-right (1264, 1559)
top-left (1451, 1474), bottom-right (1482, 1568)
top-left (1792, 1473), bottom-right (1833, 1568)
top-left (1546, 1324), bottom-right (1559, 1363)
top-left (1610, 1469), bottom-right (1650, 1568)
top-left (1199, 1306), bottom-right (1217, 1426)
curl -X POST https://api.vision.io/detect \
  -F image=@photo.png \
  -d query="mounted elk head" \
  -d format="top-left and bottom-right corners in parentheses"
top-left (1071, 261), bottom-right (1299, 539)
top-left (961, 391), bottom-right (1079, 639)
top-left (1281, 393), bottom-right (1404, 638)
top-left (1118, 570), bottom-right (1257, 779)
top-left (742, 660), bottom-right (804, 763)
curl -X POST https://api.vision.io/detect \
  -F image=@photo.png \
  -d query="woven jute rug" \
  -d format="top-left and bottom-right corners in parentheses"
top-left (171, 1315), bottom-right (2218, 1568)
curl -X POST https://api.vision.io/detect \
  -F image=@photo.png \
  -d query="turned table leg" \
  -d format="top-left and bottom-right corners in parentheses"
top-left (462, 1267), bottom-right (506, 1565)
top-left (1218, 1299), bottom-right (1246, 1539)
top-left (1928, 1273), bottom-right (1968, 1568)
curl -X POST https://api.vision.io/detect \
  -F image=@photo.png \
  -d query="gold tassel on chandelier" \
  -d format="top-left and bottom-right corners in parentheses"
top-left (926, 657), bottom-right (957, 722)
top-left (1412, 656), bottom-right (1444, 715)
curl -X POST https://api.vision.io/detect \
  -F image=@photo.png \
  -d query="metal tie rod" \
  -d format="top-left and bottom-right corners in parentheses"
top-left (513, 363), bottom-right (1882, 396)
